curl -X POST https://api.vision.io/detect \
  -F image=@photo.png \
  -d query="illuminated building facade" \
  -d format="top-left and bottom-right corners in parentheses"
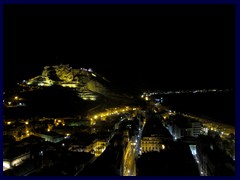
top-left (68, 139), bottom-right (107, 157)
top-left (141, 136), bottom-right (166, 153)
top-left (140, 117), bottom-right (173, 154)
top-left (34, 132), bottom-right (64, 143)
top-left (3, 152), bottom-right (30, 171)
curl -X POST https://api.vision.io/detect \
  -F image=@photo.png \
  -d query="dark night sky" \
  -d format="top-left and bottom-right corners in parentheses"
top-left (4, 4), bottom-right (235, 93)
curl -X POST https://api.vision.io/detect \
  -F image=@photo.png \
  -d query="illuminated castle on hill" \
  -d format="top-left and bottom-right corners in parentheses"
top-left (25, 64), bottom-right (112, 101)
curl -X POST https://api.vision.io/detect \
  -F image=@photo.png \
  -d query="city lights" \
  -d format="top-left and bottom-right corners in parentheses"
top-left (3, 3), bottom-right (235, 176)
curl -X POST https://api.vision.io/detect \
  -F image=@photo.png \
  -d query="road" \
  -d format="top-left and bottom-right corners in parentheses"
top-left (122, 141), bottom-right (136, 176)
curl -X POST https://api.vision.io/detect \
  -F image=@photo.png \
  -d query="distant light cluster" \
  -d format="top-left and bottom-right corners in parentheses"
top-left (141, 88), bottom-right (232, 97)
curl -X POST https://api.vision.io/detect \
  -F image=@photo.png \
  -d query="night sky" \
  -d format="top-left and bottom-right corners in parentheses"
top-left (4, 4), bottom-right (235, 93)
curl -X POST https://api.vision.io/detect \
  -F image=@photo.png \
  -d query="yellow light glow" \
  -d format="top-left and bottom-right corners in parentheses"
top-left (3, 161), bottom-right (11, 169)
top-left (162, 145), bottom-right (165, 149)
top-left (90, 97), bottom-right (96, 101)
top-left (25, 122), bottom-right (29, 125)
top-left (145, 96), bottom-right (149, 101)
top-left (7, 122), bottom-right (11, 125)
top-left (47, 129), bottom-right (50, 132)
top-left (94, 115), bottom-right (98, 119)
top-left (14, 96), bottom-right (18, 100)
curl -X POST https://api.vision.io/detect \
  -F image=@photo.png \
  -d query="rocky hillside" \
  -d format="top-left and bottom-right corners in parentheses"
top-left (25, 64), bottom-right (133, 103)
